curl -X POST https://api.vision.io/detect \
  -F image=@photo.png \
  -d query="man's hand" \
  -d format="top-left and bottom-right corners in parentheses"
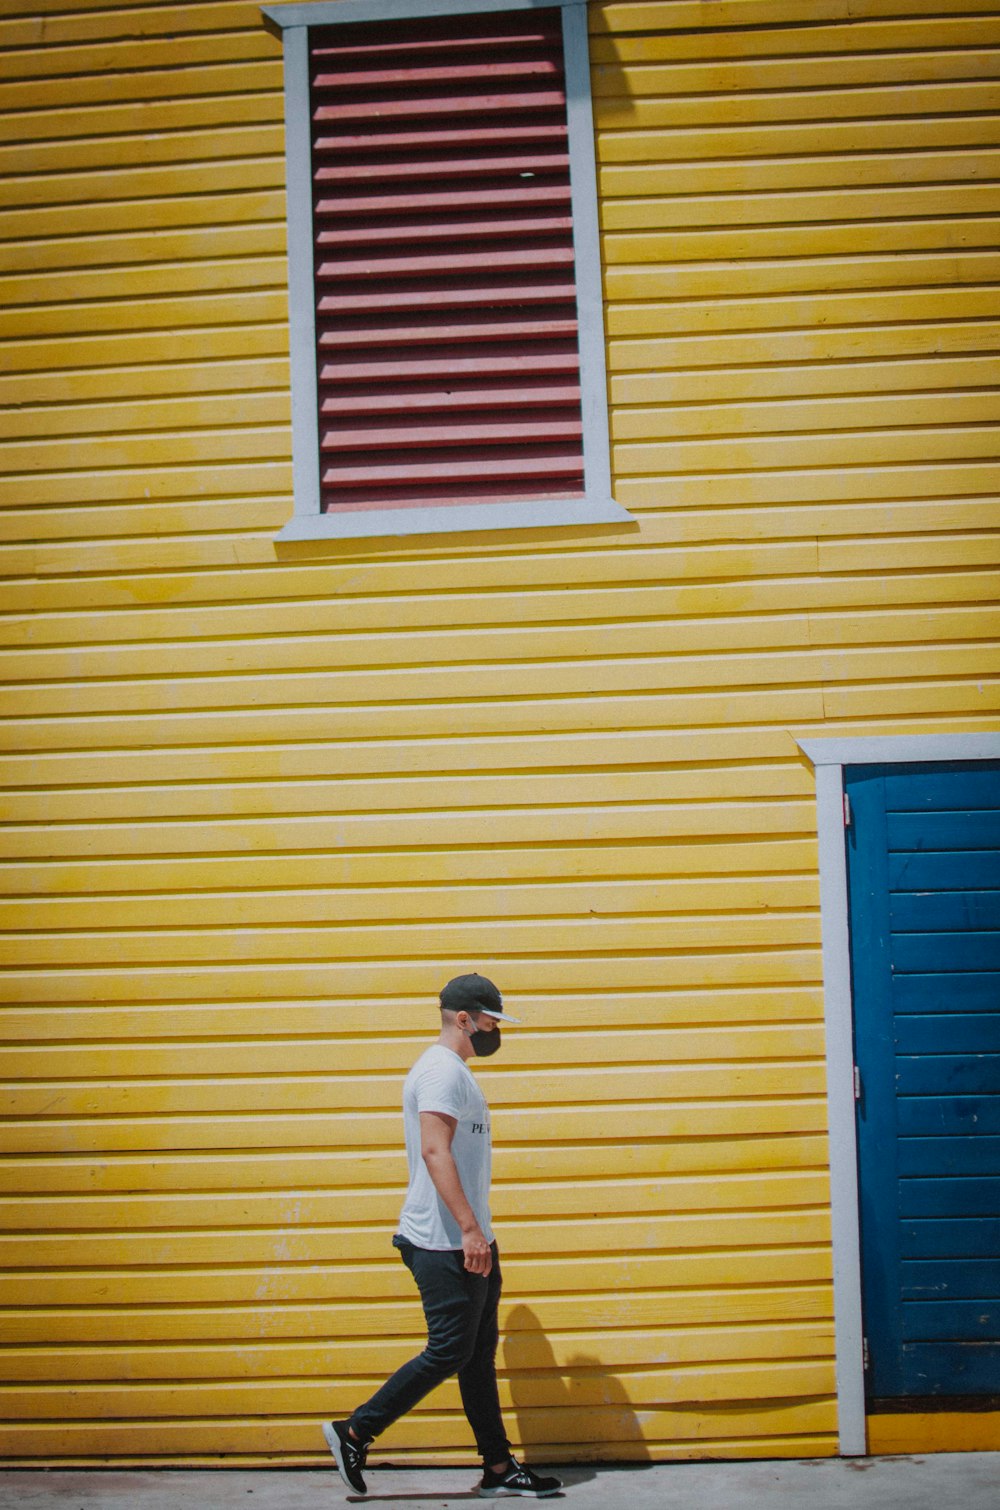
top-left (462, 1226), bottom-right (493, 1276)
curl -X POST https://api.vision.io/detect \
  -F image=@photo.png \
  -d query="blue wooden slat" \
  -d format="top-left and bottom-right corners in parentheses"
top-left (897, 1341), bottom-right (1000, 1395)
top-left (888, 811), bottom-right (1000, 852)
top-left (896, 1056), bottom-right (1000, 1096)
top-left (898, 1097), bottom-right (1000, 1135)
top-left (902, 1258), bottom-right (1000, 1299)
top-left (890, 893), bottom-right (1000, 932)
top-left (901, 1218), bottom-right (1000, 1258)
top-left (890, 853), bottom-right (1000, 891)
top-left (883, 767), bottom-right (1000, 811)
top-left (895, 1015), bottom-right (1000, 1055)
top-left (900, 1177), bottom-right (1000, 1217)
top-left (902, 1300), bottom-right (1000, 1340)
top-left (892, 973), bottom-right (1000, 1013)
top-left (898, 1137), bottom-right (1000, 1177)
top-left (891, 932), bottom-right (1000, 973)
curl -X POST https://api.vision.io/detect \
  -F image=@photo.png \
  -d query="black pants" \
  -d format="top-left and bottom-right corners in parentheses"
top-left (349, 1236), bottom-right (511, 1466)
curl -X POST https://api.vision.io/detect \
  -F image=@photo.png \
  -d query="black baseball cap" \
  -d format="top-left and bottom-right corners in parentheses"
top-left (439, 973), bottom-right (521, 1022)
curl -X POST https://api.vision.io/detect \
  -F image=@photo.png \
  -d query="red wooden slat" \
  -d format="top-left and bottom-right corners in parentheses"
top-left (319, 344), bottom-right (581, 382)
top-left (317, 312), bottom-right (578, 348)
top-left (313, 151), bottom-right (570, 184)
top-left (315, 184), bottom-right (571, 217)
top-left (322, 448), bottom-right (585, 487)
top-left (325, 482), bottom-right (583, 513)
top-left (322, 416), bottom-right (583, 450)
top-left (312, 88), bottom-right (569, 121)
top-left (312, 26), bottom-right (560, 64)
top-left (321, 381), bottom-right (582, 414)
top-left (312, 124), bottom-right (568, 152)
top-left (314, 58), bottom-right (562, 89)
top-left (315, 213), bottom-right (574, 249)
top-left (309, 7), bottom-right (584, 514)
top-left (317, 279), bottom-right (579, 314)
top-left (316, 247), bottom-right (575, 281)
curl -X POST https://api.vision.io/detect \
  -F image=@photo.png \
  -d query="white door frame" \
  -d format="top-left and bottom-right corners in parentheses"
top-left (797, 732), bottom-right (1000, 1457)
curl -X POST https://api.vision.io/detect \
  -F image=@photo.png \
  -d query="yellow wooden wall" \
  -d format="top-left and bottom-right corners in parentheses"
top-left (1, 0), bottom-right (998, 1467)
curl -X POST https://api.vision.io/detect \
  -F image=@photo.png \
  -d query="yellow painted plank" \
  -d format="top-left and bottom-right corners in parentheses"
top-left (3, 222), bottom-right (286, 279)
top-left (592, 0), bottom-right (1000, 33)
top-left (0, 124), bottom-right (285, 181)
top-left (1, 256), bottom-right (289, 312)
top-left (0, 1399), bottom-right (838, 1459)
top-left (0, 1282), bottom-right (833, 1344)
top-left (597, 145), bottom-right (1000, 193)
top-left (866, 1413), bottom-right (1000, 1453)
top-left (0, 1132), bottom-right (829, 1195)
top-left (0, 875), bottom-right (819, 932)
top-left (0, 289), bottom-right (287, 342)
top-left (599, 117), bottom-right (1000, 176)
top-left (821, 679), bottom-right (1000, 721)
top-left (0, 2), bottom-right (262, 47)
top-left (604, 213), bottom-right (1000, 265)
top-left (0, 90), bottom-right (282, 146)
top-left (0, 60), bottom-right (280, 116)
top-left (603, 181), bottom-right (1000, 233)
top-left (0, 909), bottom-right (822, 964)
top-left (0, 189), bottom-right (286, 246)
top-left (607, 287), bottom-right (1000, 339)
top-left (612, 390), bottom-right (1000, 441)
top-left (615, 428), bottom-right (1000, 474)
top-left (0, 29), bottom-right (275, 84)
top-left (0, 1366), bottom-right (834, 1422)
top-left (0, 1246), bottom-right (834, 1308)
top-left (0, 1081), bottom-right (828, 1145)
top-left (0, 1061), bottom-right (828, 1119)
top-left (0, 800), bottom-right (820, 860)
top-left (606, 252), bottom-right (1000, 303)
top-left (0, 1319), bottom-right (836, 1386)
top-left (609, 319), bottom-right (1000, 372)
top-left (591, 15), bottom-right (1000, 58)
top-left (0, 322), bottom-right (289, 381)
top-left (0, 1208), bottom-right (832, 1272)
top-left (0, 836), bottom-right (820, 903)
top-left (0, 763), bottom-right (819, 823)
top-left (595, 79), bottom-right (1000, 125)
top-left (611, 352), bottom-right (1000, 404)
top-left (0, 357), bottom-right (290, 410)
top-left (0, 1170), bottom-right (829, 1232)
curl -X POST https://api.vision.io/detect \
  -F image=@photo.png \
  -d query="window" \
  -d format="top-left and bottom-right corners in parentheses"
top-left (263, 0), bottom-right (631, 541)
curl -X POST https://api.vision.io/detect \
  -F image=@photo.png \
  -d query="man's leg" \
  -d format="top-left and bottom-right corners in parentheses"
top-left (348, 1243), bottom-right (489, 1443)
top-left (456, 1243), bottom-right (511, 1470)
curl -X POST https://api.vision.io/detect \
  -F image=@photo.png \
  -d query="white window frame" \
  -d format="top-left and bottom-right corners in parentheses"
top-left (797, 730), bottom-right (1000, 1456)
top-left (262, 0), bottom-right (632, 542)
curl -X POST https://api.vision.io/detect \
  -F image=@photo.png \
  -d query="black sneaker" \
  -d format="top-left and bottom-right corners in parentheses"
top-left (322, 1420), bottom-right (371, 1494)
top-left (478, 1457), bottom-right (563, 1498)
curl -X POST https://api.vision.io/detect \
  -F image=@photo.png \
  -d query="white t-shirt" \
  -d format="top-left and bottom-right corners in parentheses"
top-left (397, 1044), bottom-right (494, 1250)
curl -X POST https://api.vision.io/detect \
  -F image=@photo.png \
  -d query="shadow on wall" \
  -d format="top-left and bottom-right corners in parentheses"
top-left (504, 1305), bottom-right (650, 1470)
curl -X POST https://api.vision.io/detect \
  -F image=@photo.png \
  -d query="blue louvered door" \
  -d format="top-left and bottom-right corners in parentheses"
top-left (846, 760), bottom-right (1000, 1404)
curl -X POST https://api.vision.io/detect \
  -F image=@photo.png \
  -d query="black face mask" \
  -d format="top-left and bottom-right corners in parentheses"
top-left (466, 1021), bottom-right (502, 1057)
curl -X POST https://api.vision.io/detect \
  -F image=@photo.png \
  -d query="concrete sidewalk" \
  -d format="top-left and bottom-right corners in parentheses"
top-left (2, 1456), bottom-right (998, 1510)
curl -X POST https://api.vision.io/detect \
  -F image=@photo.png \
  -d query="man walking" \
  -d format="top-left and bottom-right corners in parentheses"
top-left (322, 973), bottom-right (563, 1499)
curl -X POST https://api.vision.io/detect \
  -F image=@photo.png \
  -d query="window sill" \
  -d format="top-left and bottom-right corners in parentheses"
top-left (275, 496), bottom-right (634, 543)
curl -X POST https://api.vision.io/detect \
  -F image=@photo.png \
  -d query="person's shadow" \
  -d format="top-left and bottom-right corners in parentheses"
top-left (503, 1304), bottom-right (651, 1489)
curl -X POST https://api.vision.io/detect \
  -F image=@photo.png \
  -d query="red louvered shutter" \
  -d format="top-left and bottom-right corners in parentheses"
top-left (309, 8), bottom-right (586, 515)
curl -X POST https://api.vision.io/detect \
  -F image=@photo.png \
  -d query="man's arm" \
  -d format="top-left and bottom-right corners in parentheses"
top-left (419, 1110), bottom-right (492, 1275)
